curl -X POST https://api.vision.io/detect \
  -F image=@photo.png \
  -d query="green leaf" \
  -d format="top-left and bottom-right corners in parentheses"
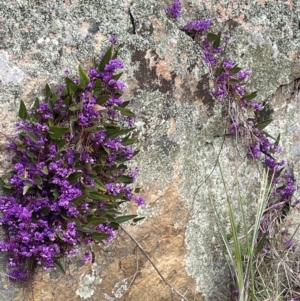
top-left (78, 65), bottom-right (90, 88)
top-left (54, 259), bottom-right (65, 274)
top-left (40, 207), bottom-right (50, 215)
top-left (229, 66), bottom-right (242, 74)
top-left (96, 95), bottom-right (110, 105)
top-left (93, 79), bottom-right (102, 94)
top-left (242, 91), bottom-right (258, 100)
top-left (65, 78), bottom-right (78, 95)
top-left (115, 215), bottom-right (137, 224)
top-left (122, 136), bottom-right (137, 146)
top-left (19, 100), bottom-right (28, 120)
top-left (33, 98), bottom-right (40, 109)
top-left (68, 104), bottom-right (81, 111)
top-left (0, 177), bottom-right (6, 189)
top-left (134, 187), bottom-right (141, 193)
top-left (213, 32), bottom-right (221, 48)
top-left (115, 106), bottom-right (135, 117)
top-left (106, 127), bottom-right (134, 139)
top-left (89, 191), bottom-right (110, 200)
top-left (56, 139), bottom-right (68, 149)
top-left (67, 172), bottom-right (83, 184)
top-left (275, 134), bottom-right (281, 147)
top-left (23, 184), bottom-right (31, 195)
top-left (92, 232), bottom-right (110, 241)
top-left (71, 194), bottom-right (88, 206)
top-left (120, 101), bottom-right (130, 108)
top-left (133, 217), bottom-right (145, 223)
top-left (42, 166), bottom-right (48, 175)
top-left (207, 33), bottom-right (218, 42)
top-left (27, 133), bottom-right (38, 143)
top-left (77, 226), bottom-right (96, 233)
top-left (117, 175), bottom-right (133, 184)
top-left (94, 179), bottom-right (107, 191)
top-left (45, 84), bottom-right (52, 101)
top-left (256, 233), bottom-right (267, 253)
top-left (98, 46), bottom-right (113, 71)
top-left (229, 78), bottom-right (242, 84)
top-left (49, 126), bottom-right (69, 139)
top-left (33, 175), bottom-right (43, 185)
top-left (87, 216), bottom-right (107, 225)
top-left (112, 73), bottom-right (123, 80)
top-left (256, 119), bottom-right (273, 130)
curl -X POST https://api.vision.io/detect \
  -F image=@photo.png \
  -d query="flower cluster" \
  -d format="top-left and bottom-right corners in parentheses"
top-left (0, 44), bottom-right (144, 280)
top-left (165, 0), bottom-right (181, 19)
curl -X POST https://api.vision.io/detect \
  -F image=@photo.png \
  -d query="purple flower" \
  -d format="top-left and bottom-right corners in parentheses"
top-left (183, 19), bottom-right (211, 32)
top-left (109, 34), bottom-right (118, 44)
top-left (83, 251), bottom-right (92, 263)
top-left (223, 59), bottom-right (234, 69)
top-left (104, 59), bottom-right (124, 73)
top-left (166, 1), bottom-right (181, 19)
top-left (134, 196), bottom-right (145, 206)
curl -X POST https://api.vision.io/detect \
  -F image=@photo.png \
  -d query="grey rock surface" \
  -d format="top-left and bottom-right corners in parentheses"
top-left (0, 0), bottom-right (300, 300)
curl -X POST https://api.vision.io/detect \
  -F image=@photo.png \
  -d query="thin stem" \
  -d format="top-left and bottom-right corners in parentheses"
top-left (120, 225), bottom-right (189, 301)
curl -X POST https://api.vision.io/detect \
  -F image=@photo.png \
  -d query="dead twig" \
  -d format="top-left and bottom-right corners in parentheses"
top-left (120, 225), bottom-right (189, 301)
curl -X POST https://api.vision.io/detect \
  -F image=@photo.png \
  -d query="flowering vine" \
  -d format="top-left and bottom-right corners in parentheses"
top-left (166, 1), bottom-right (297, 299)
top-left (0, 43), bottom-right (144, 280)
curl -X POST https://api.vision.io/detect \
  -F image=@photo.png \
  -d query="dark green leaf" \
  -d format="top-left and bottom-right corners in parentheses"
top-left (256, 233), bottom-right (267, 253)
top-left (229, 78), bottom-right (242, 84)
top-left (65, 77), bottom-right (78, 95)
top-left (19, 100), bottom-right (28, 120)
top-left (68, 104), bottom-right (80, 111)
top-left (134, 187), bottom-right (141, 193)
top-left (115, 215), bottom-right (137, 224)
top-left (207, 33), bottom-right (218, 42)
top-left (56, 139), bottom-right (68, 149)
top-left (33, 98), bottom-right (40, 109)
top-left (98, 46), bottom-right (113, 71)
top-left (120, 101), bottom-right (130, 108)
top-left (106, 127), bottom-right (134, 139)
top-left (242, 92), bottom-right (258, 100)
top-left (96, 95), bottom-right (110, 105)
top-left (67, 172), bottom-right (82, 184)
top-left (42, 166), bottom-right (48, 175)
top-left (45, 84), bottom-right (52, 101)
top-left (33, 175), bottom-right (43, 185)
top-left (229, 66), bottom-right (242, 74)
top-left (133, 217), bottom-right (145, 223)
top-left (0, 177), bottom-right (6, 189)
top-left (112, 73), bottom-right (123, 80)
top-left (49, 126), bottom-right (69, 139)
top-left (71, 194), bottom-right (88, 206)
top-left (27, 133), bottom-right (38, 143)
top-left (256, 119), bottom-right (273, 130)
top-left (122, 137), bottom-right (137, 146)
top-left (115, 106), bottom-right (135, 117)
top-left (94, 179), bottom-right (107, 191)
top-left (92, 232), bottom-right (110, 241)
top-left (23, 184), bottom-right (31, 195)
top-left (93, 79), bottom-right (102, 94)
top-left (215, 66), bottom-right (223, 76)
top-left (275, 134), bottom-right (281, 147)
top-left (54, 259), bottom-right (65, 274)
top-left (40, 207), bottom-right (50, 215)
top-left (78, 65), bottom-right (90, 88)
top-left (77, 226), bottom-right (96, 233)
top-left (89, 191), bottom-right (110, 200)
top-left (117, 175), bottom-right (133, 184)
top-left (87, 216), bottom-right (107, 225)
top-left (213, 32), bottom-right (221, 48)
